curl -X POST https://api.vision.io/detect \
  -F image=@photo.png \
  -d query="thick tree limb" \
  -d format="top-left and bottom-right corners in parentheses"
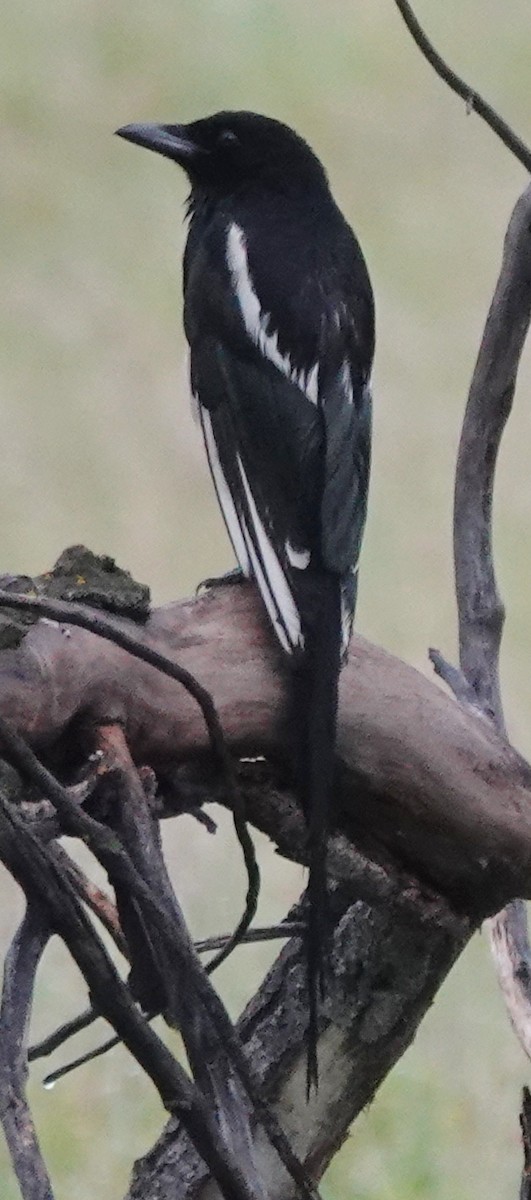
top-left (1, 584), bottom-right (531, 912)
top-left (127, 895), bottom-right (471, 1200)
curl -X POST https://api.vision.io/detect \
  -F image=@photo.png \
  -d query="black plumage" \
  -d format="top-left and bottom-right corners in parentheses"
top-left (116, 110), bottom-right (374, 1092)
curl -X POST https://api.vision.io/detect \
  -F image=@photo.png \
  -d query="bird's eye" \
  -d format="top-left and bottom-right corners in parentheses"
top-left (217, 129), bottom-right (239, 148)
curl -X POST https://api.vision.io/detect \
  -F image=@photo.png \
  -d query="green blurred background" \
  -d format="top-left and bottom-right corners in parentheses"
top-left (2, 1), bottom-right (531, 1196)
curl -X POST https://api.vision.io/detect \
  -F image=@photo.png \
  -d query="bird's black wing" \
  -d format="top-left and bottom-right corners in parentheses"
top-left (191, 333), bottom-right (324, 654)
top-left (319, 351), bottom-right (372, 651)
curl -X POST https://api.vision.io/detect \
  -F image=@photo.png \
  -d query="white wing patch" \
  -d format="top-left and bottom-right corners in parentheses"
top-left (303, 362), bottom-right (319, 405)
top-left (236, 454), bottom-right (304, 653)
top-left (340, 563), bottom-right (358, 658)
top-left (199, 404), bottom-right (304, 654)
top-left (226, 222), bottom-right (319, 406)
top-left (286, 542), bottom-right (311, 570)
top-left (340, 358), bottom-right (354, 406)
top-left (199, 408), bottom-right (251, 577)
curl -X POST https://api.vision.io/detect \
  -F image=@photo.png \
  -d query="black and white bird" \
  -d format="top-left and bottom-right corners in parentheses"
top-left (116, 111), bottom-right (374, 1092)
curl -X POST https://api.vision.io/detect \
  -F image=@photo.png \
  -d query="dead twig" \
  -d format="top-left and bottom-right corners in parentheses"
top-left (392, 0), bottom-right (531, 172)
top-left (53, 843), bottom-right (128, 955)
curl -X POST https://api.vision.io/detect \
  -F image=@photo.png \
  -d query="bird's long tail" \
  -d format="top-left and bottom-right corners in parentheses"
top-left (293, 573), bottom-right (342, 1097)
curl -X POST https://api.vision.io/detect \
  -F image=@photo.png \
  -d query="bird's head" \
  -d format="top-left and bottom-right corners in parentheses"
top-left (115, 110), bottom-right (328, 197)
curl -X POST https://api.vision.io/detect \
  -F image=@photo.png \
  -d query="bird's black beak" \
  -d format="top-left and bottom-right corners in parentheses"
top-left (115, 123), bottom-right (202, 164)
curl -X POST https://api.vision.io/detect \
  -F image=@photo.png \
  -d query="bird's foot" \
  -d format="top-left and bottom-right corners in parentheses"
top-left (196, 566), bottom-right (246, 594)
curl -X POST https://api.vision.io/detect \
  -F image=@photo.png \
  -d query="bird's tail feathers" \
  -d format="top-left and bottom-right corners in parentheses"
top-left (292, 572), bottom-right (342, 1097)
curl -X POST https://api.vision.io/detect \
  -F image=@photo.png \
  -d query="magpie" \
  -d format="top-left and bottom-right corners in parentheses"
top-left (116, 111), bottom-right (374, 1092)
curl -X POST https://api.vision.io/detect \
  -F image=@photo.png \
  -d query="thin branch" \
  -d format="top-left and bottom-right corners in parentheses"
top-left (428, 648), bottom-right (487, 718)
top-left (42, 1035), bottom-right (122, 1087)
top-left (196, 922), bottom-right (304, 955)
top-left (53, 844), bottom-right (128, 956)
top-left (28, 924), bottom-right (302, 1075)
top-left (0, 907), bottom-right (54, 1200)
top-left (29, 1007), bottom-right (98, 1063)
top-left (0, 588), bottom-right (260, 963)
top-left (392, 0), bottom-right (531, 173)
top-left (454, 184), bottom-right (531, 722)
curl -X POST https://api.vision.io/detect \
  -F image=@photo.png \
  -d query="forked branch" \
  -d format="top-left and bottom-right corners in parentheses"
top-left (394, 0), bottom-right (531, 1167)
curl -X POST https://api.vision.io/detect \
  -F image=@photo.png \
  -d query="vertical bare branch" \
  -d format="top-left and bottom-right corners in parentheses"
top-left (0, 907), bottom-right (54, 1200)
top-left (454, 183), bottom-right (531, 725)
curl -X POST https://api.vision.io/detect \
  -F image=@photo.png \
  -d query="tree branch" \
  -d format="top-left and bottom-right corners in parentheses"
top-left (392, 0), bottom-right (531, 1140)
top-left (454, 182), bottom-right (531, 723)
top-left (392, 0), bottom-right (531, 172)
top-left (0, 906), bottom-right (53, 1200)
top-left (2, 583), bottom-right (531, 910)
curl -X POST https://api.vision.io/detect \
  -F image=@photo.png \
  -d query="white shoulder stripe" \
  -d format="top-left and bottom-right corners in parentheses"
top-left (236, 454), bottom-right (304, 653)
top-left (226, 222), bottom-right (319, 406)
